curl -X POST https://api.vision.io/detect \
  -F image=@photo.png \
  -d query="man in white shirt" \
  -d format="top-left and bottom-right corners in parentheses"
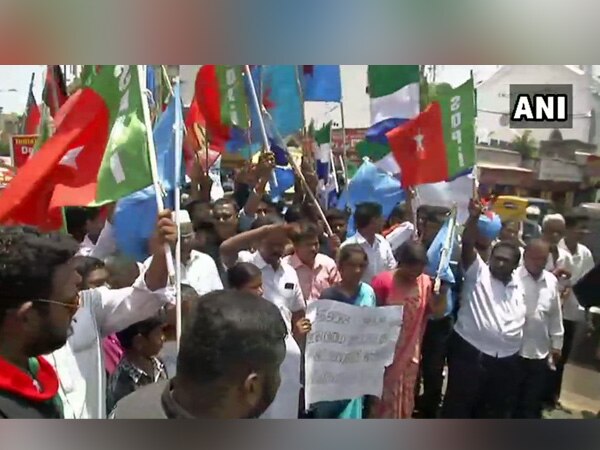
top-left (45, 210), bottom-right (177, 419)
top-left (544, 211), bottom-right (595, 410)
top-left (220, 214), bottom-right (306, 419)
top-left (342, 202), bottom-right (396, 283)
top-left (514, 240), bottom-right (563, 418)
top-left (144, 211), bottom-right (223, 296)
top-left (65, 207), bottom-right (107, 257)
top-left (442, 199), bottom-right (526, 418)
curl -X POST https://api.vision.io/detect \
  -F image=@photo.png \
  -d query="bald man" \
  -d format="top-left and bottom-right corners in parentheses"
top-left (514, 240), bottom-right (564, 418)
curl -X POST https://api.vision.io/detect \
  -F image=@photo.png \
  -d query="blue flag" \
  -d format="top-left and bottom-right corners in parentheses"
top-left (425, 216), bottom-right (457, 284)
top-left (269, 166), bottom-right (296, 201)
top-left (261, 65), bottom-right (303, 137)
top-left (302, 65), bottom-right (342, 102)
top-left (113, 85), bottom-right (184, 261)
top-left (337, 160), bottom-right (405, 236)
top-left (146, 65), bottom-right (157, 109)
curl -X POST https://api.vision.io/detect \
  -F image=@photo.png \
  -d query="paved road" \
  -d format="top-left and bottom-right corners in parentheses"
top-left (546, 363), bottom-right (600, 419)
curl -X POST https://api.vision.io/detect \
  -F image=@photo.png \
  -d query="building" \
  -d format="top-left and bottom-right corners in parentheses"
top-left (477, 129), bottom-right (597, 209)
top-left (476, 65), bottom-right (599, 146)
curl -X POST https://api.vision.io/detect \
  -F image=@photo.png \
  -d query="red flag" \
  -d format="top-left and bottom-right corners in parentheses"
top-left (22, 89), bottom-right (41, 135)
top-left (194, 65), bottom-right (228, 152)
top-left (387, 102), bottom-right (448, 187)
top-left (0, 89), bottom-right (110, 231)
top-left (42, 65), bottom-right (68, 117)
top-left (183, 66), bottom-right (225, 172)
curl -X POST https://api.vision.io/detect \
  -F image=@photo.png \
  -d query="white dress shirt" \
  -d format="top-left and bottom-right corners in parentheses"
top-left (236, 250), bottom-right (304, 419)
top-left (455, 254), bottom-right (527, 358)
top-left (45, 274), bottom-right (171, 419)
top-left (558, 239), bottom-right (595, 322)
top-left (385, 222), bottom-right (416, 252)
top-left (237, 250), bottom-right (306, 313)
top-left (518, 266), bottom-right (564, 360)
top-left (75, 221), bottom-right (117, 259)
top-left (342, 232), bottom-right (397, 283)
top-left (144, 250), bottom-right (223, 297)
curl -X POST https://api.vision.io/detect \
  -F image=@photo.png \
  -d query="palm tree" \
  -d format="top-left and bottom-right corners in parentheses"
top-left (512, 130), bottom-right (537, 159)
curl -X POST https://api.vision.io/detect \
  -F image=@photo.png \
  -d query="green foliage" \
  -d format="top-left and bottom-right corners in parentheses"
top-left (512, 130), bottom-right (538, 159)
top-left (0, 141), bottom-right (10, 156)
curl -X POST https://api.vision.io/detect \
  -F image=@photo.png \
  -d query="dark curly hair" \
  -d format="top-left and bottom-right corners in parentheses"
top-left (0, 226), bottom-right (79, 310)
top-left (72, 256), bottom-right (105, 280)
top-left (176, 289), bottom-right (287, 386)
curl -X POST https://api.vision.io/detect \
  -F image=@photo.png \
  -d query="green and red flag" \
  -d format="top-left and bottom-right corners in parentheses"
top-left (0, 65), bottom-right (154, 230)
top-left (388, 77), bottom-right (476, 187)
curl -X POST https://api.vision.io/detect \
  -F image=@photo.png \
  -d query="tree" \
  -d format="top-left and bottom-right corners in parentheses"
top-left (0, 141), bottom-right (10, 156)
top-left (512, 130), bottom-right (537, 159)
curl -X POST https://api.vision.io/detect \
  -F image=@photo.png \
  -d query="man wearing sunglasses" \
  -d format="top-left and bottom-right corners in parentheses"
top-left (0, 211), bottom-right (177, 419)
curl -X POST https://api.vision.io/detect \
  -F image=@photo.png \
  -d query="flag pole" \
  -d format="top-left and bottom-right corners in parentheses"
top-left (434, 204), bottom-right (457, 295)
top-left (21, 72), bottom-right (36, 134)
top-left (173, 77), bottom-right (184, 351)
top-left (329, 147), bottom-right (339, 193)
top-left (137, 65), bottom-right (176, 283)
top-left (49, 66), bottom-right (60, 116)
top-left (339, 101), bottom-right (350, 183)
top-left (244, 65), bottom-right (278, 188)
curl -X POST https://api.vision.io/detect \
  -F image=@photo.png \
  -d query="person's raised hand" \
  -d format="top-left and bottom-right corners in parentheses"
top-left (155, 210), bottom-right (178, 246)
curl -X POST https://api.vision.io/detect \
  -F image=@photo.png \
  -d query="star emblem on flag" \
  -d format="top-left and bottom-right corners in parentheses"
top-left (413, 129), bottom-right (425, 155)
top-left (59, 146), bottom-right (84, 169)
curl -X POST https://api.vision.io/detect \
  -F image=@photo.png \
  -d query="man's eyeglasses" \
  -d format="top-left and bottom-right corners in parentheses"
top-left (33, 297), bottom-right (80, 314)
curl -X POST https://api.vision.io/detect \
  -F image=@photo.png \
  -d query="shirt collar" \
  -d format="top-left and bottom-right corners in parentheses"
top-left (355, 231), bottom-right (380, 247)
top-left (120, 357), bottom-right (164, 385)
top-left (161, 380), bottom-right (195, 419)
top-left (517, 265), bottom-right (548, 286)
top-left (288, 253), bottom-right (323, 270)
top-left (251, 251), bottom-right (269, 270)
top-left (558, 238), bottom-right (578, 255)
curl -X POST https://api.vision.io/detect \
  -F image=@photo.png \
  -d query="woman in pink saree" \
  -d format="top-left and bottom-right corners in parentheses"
top-left (370, 241), bottom-right (447, 419)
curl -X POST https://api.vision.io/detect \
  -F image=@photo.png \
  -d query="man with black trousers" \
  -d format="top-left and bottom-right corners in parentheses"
top-left (514, 240), bottom-right (564, 418)
top-left (442, 199), bottom-right (526, 418)
top-left (416, 205), bottom-right (458, 418)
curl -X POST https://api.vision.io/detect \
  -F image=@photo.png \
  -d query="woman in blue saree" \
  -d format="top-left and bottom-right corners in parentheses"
top-left (310, 244), bottom-right (376, 419)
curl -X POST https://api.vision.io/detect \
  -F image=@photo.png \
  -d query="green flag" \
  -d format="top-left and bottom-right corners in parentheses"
top-left (33, 104), bottom-right (52, 153)
top-left (435, 77), bottom-right (476, 178)
top-left (215, 65), bottom-right (249, 129)
top-left (90, 65), bottom-right (153, 205)
top-left (80, 65), bottom-right (100, 87)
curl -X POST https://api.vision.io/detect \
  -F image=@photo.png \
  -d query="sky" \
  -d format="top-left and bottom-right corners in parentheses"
top-left (0, 65), bottom-right (45, 114)
top-left (0, 65), bottom-right (502, 114)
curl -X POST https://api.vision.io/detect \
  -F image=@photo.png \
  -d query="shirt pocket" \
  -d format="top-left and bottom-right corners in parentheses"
top-left (535, 289), bottom-right (553, 317)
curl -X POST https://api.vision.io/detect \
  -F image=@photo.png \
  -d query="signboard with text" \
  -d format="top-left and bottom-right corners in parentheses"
top-left (10, 134), bottom-right (38, 169)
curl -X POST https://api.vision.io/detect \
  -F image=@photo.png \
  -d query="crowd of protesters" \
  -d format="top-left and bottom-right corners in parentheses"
top-left (0, 152), bottom-right (598, 419)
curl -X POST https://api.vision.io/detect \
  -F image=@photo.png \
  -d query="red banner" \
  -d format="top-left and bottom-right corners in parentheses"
top-left (10, 134), bottom-right (38, 169)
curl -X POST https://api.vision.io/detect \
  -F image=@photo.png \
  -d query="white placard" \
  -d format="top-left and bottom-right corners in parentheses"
top-left (304, 300), bottom-right (403, 406)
